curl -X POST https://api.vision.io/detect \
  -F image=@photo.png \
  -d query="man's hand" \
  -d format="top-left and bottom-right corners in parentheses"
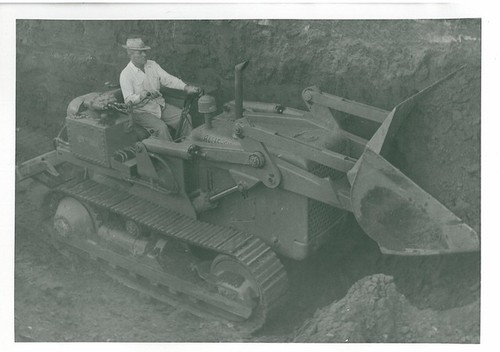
top-left (139, 89), bottom-right (161, 100)
top-left (184, 85), bottom-right (203, 96)
top-left (149, 89), bottom-right (162, 99)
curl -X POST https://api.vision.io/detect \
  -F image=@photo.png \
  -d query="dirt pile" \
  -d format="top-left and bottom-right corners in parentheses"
top-left (294, 274), bottom-right (479, 343)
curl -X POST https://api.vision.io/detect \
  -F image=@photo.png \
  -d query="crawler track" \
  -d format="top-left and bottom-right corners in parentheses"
top-left (48, 179), bottom-right (288, 333)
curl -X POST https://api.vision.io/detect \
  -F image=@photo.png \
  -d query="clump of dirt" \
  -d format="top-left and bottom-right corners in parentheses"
top-left (294, 274), bottom-right (406, 343)
top-left (294, 274), bottom-right (479, 343)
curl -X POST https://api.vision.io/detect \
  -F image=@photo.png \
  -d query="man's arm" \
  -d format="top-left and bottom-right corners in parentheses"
top-left (156, 62), bottom-right (187, 91)
top-left (155, 62), bottom-right (202, 96)
top-left (120, 69), bottom-right (143, 105)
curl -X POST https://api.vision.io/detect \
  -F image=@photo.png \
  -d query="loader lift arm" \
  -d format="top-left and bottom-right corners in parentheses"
top-left (141, 125), bottom-right (354, 212)
top-left (302, 86), bottom-right (390, 125)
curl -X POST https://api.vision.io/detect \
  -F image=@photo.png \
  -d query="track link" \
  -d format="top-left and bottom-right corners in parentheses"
top-left (51, 179), bottom-right (288, 332)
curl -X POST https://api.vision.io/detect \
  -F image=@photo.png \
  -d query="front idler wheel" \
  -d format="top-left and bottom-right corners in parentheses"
top-left (53, 197), bottom-right (96, 239)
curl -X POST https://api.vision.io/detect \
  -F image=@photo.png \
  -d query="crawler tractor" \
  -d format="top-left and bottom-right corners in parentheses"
top-left (16, 61), bottom-right (479, 331)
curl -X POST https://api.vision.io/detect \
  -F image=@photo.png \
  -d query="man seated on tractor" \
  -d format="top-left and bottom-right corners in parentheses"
top-left (120, 37), bottom-right (201, 141)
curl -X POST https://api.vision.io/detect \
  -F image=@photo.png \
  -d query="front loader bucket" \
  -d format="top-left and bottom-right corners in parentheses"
top-left (348, 148), bottom-right (479, 255)
top-left (346, 66), bottom-right (479, 255)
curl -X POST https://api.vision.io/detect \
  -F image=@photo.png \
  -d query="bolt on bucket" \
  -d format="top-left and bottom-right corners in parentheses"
top-left (347, 66), bottom-right (479, 255)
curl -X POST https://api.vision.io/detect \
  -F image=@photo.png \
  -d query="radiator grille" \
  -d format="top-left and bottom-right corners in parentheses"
top-left (307, 161), bottom-right (346, 239)
top-left (308, 161), bottom-right (338, 179)
top-left (308, 199), bottom-right (346, 239)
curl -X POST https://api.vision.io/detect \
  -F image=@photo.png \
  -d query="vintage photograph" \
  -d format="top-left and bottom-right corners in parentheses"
top-left (14, 17), bottom-right (480, 343)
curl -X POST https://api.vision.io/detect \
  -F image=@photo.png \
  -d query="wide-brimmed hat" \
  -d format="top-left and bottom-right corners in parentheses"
top-left (122, 38), bottom-right (151, 50)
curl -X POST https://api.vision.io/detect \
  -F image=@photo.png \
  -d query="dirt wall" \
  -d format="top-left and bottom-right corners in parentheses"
top-left (16, 19), bottom-right (480, 121)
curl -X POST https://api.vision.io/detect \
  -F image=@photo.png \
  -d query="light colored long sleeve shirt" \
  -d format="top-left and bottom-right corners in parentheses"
top-left (119, 60), bottom-right (187, 118)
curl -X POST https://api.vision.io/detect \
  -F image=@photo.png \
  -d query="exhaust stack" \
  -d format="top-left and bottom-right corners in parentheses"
top-left (235, 60), bottom-right (249, 119)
